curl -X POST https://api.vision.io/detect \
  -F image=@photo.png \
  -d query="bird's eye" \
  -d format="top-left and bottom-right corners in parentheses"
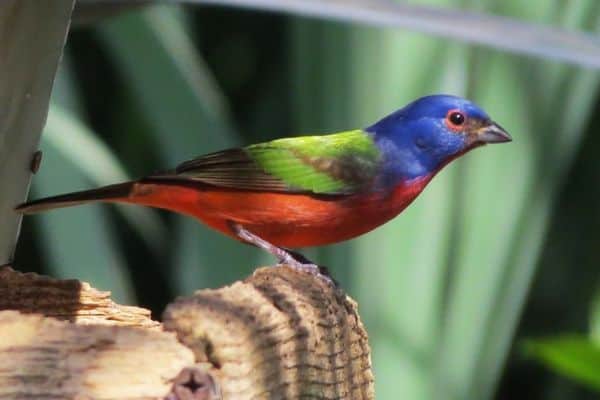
top-left (449, 112), bottom-right (465, 125)
top-left (445, 109), bottom-right (466, 131)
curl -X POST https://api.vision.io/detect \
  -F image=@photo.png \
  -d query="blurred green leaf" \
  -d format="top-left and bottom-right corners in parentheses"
top-left (189, 0), bottom-right (600, 68)
top-left (590, 287), bottom-right (600, 344)
top-left (44, 105), bottom-right (167, 247)
top-left (98, 4), bottom-right (258, 293)
top-left (31, 54), bottom-right (165, 303)
top-left (36, 107), bottom-right (136, 303)
top-left (524, 336), bottom-right (600, 392)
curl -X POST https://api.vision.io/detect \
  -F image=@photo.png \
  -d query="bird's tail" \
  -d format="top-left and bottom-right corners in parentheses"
top-left (15, 182), bottom-right (135, 214)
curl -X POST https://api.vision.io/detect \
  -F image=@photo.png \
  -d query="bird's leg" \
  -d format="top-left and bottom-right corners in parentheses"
top-left (279, 248), bottom-right (314, 264)
top-left (227, 221), bottom-right (335, 286)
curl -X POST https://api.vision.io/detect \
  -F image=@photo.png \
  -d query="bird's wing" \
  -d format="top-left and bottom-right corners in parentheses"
top-left (155, 130), bottom-right (380, 195)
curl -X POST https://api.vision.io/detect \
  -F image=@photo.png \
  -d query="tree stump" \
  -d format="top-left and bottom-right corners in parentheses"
top-left (0, 266), bottom-right (375, 399)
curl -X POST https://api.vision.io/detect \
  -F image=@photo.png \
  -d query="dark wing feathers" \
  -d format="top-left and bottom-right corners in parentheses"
top-left (157, 148), bottom-right (296, 192)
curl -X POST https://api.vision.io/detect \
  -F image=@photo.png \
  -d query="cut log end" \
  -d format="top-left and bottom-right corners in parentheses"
top-left (164, 265), bottom-right (375, 399)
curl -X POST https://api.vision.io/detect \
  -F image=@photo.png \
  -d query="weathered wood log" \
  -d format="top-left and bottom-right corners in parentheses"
top-left (164, 267), bottom-right (375, 399)
top-left (0, 311), bottom-right (194, 399)
top-left (0, 266), bottom-right (158, 327)
top-left (0, 266), bottom-right (375, 399)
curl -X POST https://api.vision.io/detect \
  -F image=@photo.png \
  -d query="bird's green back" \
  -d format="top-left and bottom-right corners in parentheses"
top-left (246, 130), bottom-right (380, 194)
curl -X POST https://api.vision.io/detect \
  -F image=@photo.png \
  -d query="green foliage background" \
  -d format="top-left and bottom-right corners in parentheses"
top-left (15, 2), bottom-right (600, 399)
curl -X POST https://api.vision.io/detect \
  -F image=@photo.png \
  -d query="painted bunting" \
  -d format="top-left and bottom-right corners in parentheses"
top-left (17, 95), bottom-right (511, 278)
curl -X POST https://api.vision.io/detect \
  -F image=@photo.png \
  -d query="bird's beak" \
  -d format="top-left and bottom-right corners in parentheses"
top-left (477, 121), bottom-right (512, 144)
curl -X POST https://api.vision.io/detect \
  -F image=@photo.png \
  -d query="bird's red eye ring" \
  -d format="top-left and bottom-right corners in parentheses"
top-left (445, 109), bottom-right (466, 131)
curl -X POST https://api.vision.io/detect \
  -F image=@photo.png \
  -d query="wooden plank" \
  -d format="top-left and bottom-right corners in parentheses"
top-left (0, 0), bottom-right (75, 264)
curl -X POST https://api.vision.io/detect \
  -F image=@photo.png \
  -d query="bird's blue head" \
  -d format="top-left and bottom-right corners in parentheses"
top-left (366, 94), bottom-right (511, 183)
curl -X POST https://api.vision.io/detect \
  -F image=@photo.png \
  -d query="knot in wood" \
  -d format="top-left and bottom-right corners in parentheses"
top-left (167, 365), bottom-right (221, 400)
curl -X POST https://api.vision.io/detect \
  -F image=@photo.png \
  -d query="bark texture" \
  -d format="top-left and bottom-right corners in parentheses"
top-left (0, 311), bottom-right (194, 399)
top-left (164, 266), bottom-right (375, 399)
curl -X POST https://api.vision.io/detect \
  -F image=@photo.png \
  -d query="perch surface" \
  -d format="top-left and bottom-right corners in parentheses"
top-left (0, 265), bottom-right (374, 399)
top-left (164, 266), bottom-right (375, 399)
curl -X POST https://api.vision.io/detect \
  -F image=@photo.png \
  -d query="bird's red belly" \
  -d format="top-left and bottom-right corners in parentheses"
top-left (122, 178), bottom-right (431, 248)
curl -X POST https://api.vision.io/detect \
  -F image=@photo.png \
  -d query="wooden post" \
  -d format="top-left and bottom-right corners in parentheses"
top-left (0, 266), bottom-right (375, 399)
top-left (0, 1), bottom-right (75, 265)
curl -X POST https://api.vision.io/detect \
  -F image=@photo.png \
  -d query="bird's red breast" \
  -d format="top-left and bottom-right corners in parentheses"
top-left (117, 176), bottom-right (433, 248)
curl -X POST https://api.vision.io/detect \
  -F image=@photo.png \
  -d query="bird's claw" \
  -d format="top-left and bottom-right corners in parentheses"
top-left (277, 258), bottom-right (337, 287)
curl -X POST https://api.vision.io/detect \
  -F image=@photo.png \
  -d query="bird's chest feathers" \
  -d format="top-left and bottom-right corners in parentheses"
top-left (325, 174), bottom-right (433, 233)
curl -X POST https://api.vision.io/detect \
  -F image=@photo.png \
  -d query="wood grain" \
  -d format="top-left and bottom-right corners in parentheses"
top-left (0, 265), bottom-right (374, 399)
top-left (0, 310), bottom-right (194, 399)
top-left (0, 266), bottom-right (158, 328)
top-left (164, 266), bottom-right (375, 399)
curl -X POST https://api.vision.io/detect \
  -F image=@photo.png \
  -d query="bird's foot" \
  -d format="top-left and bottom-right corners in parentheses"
top-left (276, 261), bottom-right (337, 287)
top-left (228, 221), bottom-right (337, 287)
top-left (277, 250), bottom-right (337, 287)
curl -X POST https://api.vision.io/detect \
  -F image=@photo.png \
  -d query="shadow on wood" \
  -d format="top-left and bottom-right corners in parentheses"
top-left (0, 266), bottom-right (158, 327)
top-left (0, 265), bottom-right (375, 399)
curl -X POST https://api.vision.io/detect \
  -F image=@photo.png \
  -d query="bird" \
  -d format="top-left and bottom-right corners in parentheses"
top-left (16, 94), bottom-right (511, 280)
